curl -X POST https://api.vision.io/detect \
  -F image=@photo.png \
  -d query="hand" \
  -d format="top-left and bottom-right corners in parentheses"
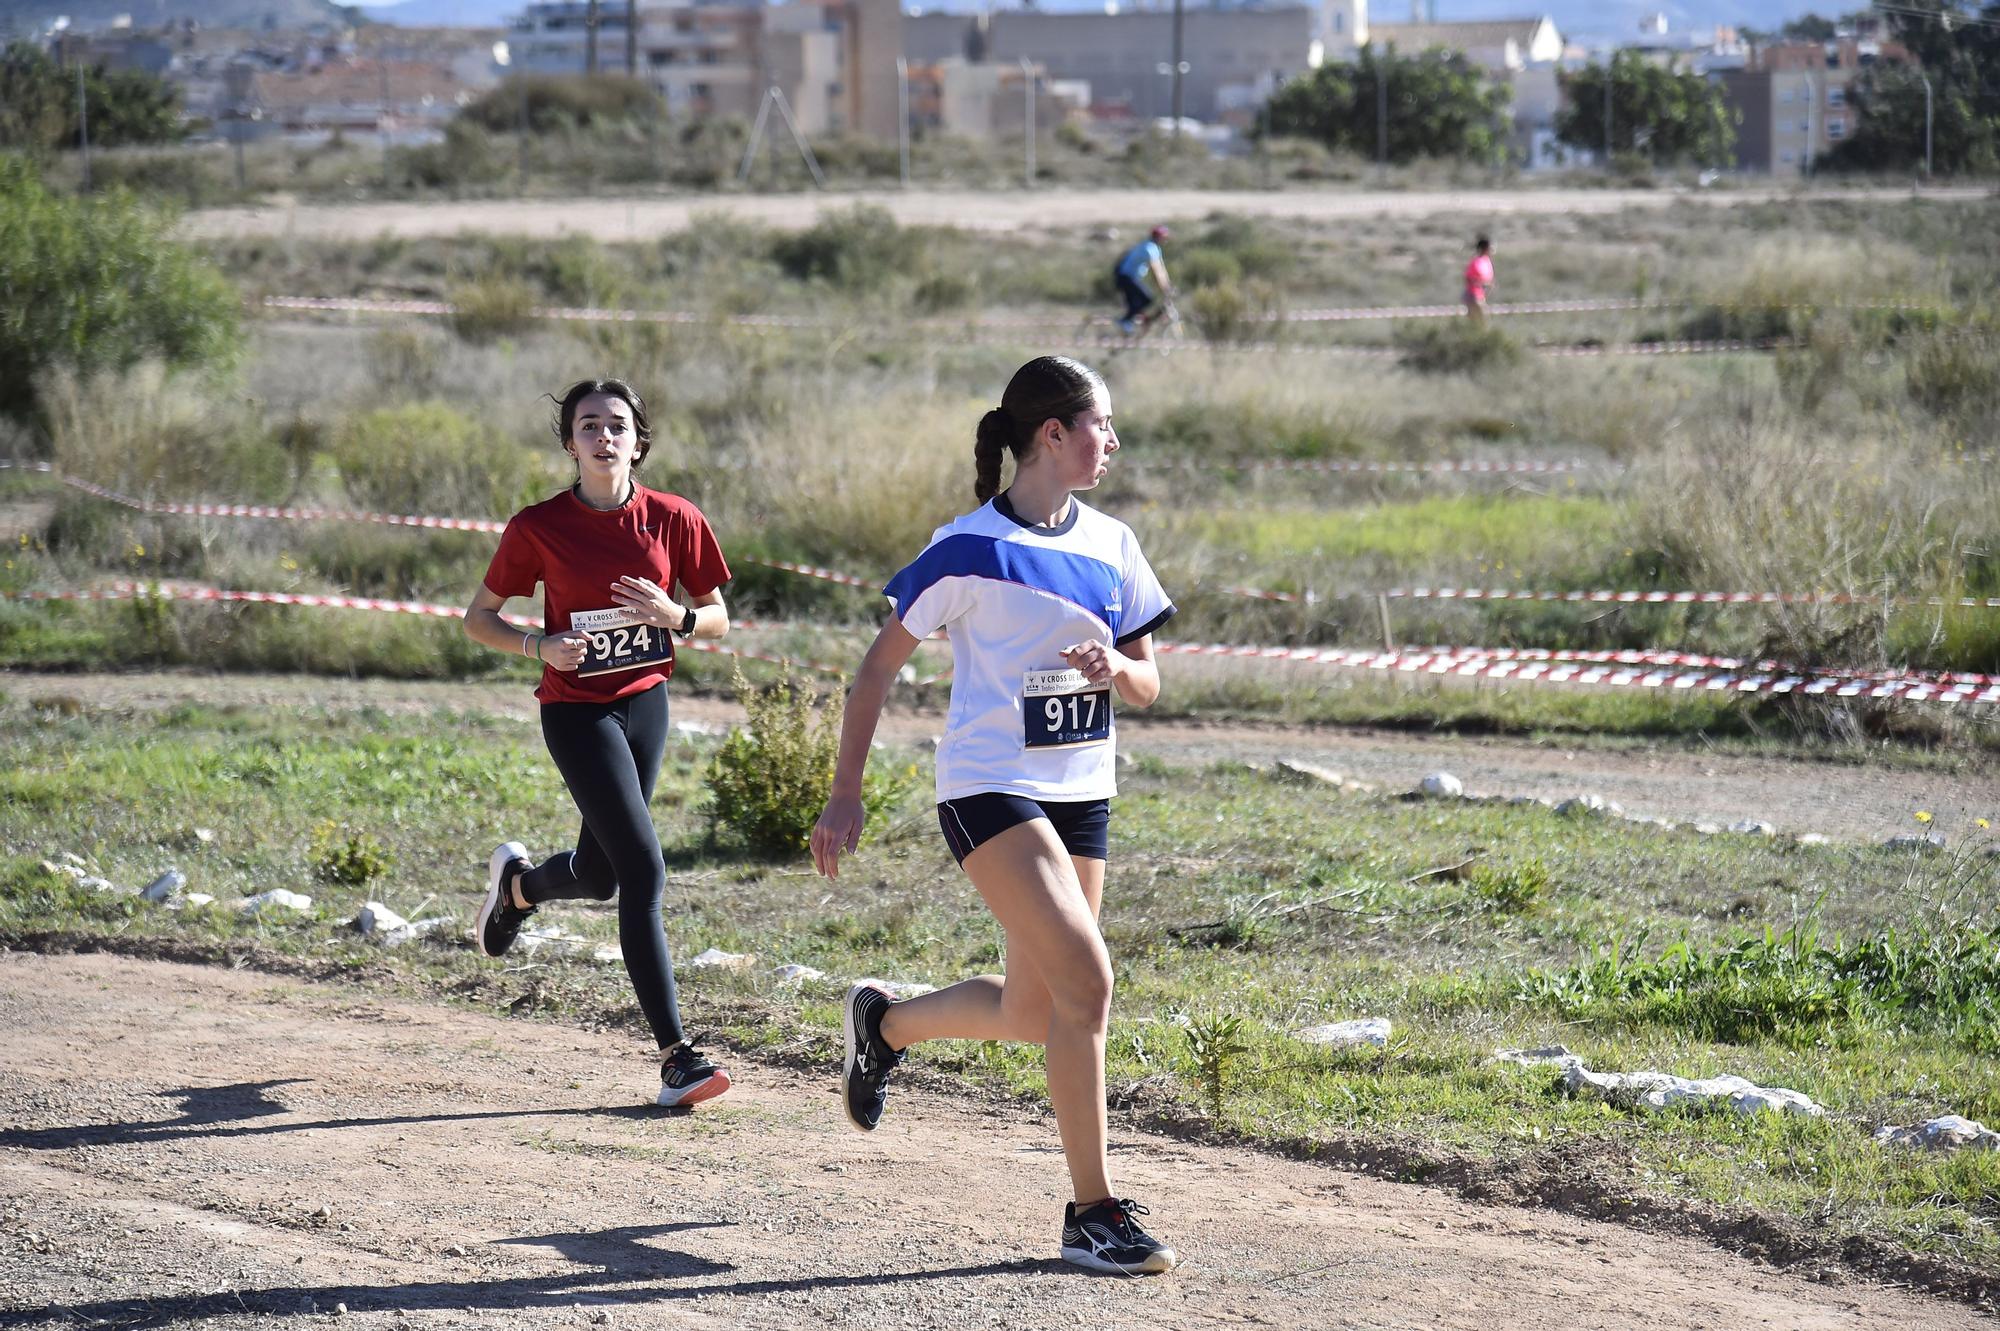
top-left (810, 794), bottom-right (866, 880)
top-left (610, 575), bottom-right (682, 630)
top-left (540, 630), bottom-right (591, 672)
top-left (1059, 639), bottom-right (1123, 687)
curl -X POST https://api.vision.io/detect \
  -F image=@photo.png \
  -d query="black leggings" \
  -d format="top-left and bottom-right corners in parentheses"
top-left (518, 684), bottom-right (684, 1050)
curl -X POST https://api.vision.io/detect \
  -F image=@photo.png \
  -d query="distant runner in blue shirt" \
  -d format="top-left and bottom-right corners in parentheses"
top-left (1112, 225), bottom-right (1173, 334)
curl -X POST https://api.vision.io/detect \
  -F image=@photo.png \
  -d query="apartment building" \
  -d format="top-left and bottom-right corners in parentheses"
top-left (508, 0), bottom-right (900, 137)
top-left (909, 5), bottom-right (1314, 124)
top-left (1718, 36), bottom-right (1901, 173)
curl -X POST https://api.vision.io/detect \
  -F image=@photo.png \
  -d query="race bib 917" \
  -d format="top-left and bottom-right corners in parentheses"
top-left (569, 606), bottom-right (671, 678)
top-left (1022, 667), bottom-right (1111, 749)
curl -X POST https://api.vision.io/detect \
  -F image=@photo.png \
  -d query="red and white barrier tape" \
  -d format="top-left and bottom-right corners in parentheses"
top-left (1, 582), bottom-right (852, 677)
top-left (1150, 640), bottom-right (2000, 704)
top-left (0, 460), bottom-right (54, 473)
top-left (56, 475), bottom-right (510, 534)
top-left (1209, 583), bottom-right (2000, 610)
top-left (1123, 457), bottom-right (1609, 475)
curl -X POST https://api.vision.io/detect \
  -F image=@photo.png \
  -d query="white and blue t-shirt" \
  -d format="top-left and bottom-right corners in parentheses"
top-left (885, 493), bottom-right (1175, 803)
top-left (1116, 239), bottom-right (1163, 281)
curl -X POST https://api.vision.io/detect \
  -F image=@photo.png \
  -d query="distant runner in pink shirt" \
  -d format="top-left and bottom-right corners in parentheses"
top-left (1463, 235), bottom-right (1494, 323)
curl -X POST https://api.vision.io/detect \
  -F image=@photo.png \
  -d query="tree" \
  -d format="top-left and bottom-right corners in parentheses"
top-left (1256, 46), bottom-right (1511, 163)
top-left (0, 42), bottom-right (186, 154)
top-left (1556, 51), bottom-right (1736, 166)
top-left (0, 159), bottom-right (239, 424)
top-left (1829, 0), bottom-right (2000, 174)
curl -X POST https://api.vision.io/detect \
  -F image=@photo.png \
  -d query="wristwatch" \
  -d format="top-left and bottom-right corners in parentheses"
top-left (676, 605), bottom-right (699, 637)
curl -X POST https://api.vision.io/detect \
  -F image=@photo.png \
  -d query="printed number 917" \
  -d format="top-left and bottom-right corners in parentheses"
top-left (1046, 693), bottom-right (1098, 731)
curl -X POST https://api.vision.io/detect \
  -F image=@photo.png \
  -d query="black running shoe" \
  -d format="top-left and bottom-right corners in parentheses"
top-left (1060, 1198), bottom-right (1179, 1275)
top-left (840, 982), bottom-right (903, 1132)
top-left (658, 1039), bottom-right (730, 1107)
top-left (475, 841), bottom-right (535, 959)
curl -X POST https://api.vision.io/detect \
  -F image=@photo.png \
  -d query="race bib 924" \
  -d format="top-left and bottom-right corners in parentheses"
top-left (569, 606), bottom-right (672, 678)
top-left (1022, 667), bottom-right (1111, 749)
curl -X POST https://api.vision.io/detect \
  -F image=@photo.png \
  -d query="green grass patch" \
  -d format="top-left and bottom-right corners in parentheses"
top-left (2, 698), bottom-right (1996, 1275)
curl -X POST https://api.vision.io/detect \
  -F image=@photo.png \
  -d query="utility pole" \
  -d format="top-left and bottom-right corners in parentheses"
top-left (586, 0), bottom-right (600, 75)
top-left (380, 57), bottom-right (392, 189)
top-left (1169, 0), bottom-right (1185, 139)
top-left (625, 0), bottom-right (637, 76)
top-left (1022, 57), bottom-right (1035, 185)
top-left (896, 56), bottom-right (910, 187)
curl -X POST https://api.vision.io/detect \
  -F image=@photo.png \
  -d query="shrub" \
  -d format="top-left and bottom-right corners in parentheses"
top-left (1182, 1011), bottom-right (1253, 1119)
top-left (1906, 328), bottom-right (2000, 419)
top-left (309, 820), bottom-right (392, 886)
top-left (0, 158), bottom-right (239, 424)
top-left (704, 663), bottom-right (909, 856)
top-left (447, 275), bottom-right (540, 345)
top-left (1393, 319), bottom-right (1523, 375)
top-left (329, 402), bottom-right (550, 518)
top-left (1469, 858), bottom-right (1549, 913)
top-left (770, 205), bottom-right (922, 291)
top-left (459, 74), bottom-right (665, 134)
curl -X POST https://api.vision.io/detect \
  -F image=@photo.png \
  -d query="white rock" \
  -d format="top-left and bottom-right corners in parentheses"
top-left (591, 944), bottom-right (625, 965)
top-left (1418, 772), bottom-right (1464, 798)
top-left (1556, 794), bottom-right (1621, 818)
top-left (194, 827), bottom-right (216, 844)
top-left (141, 869), bottom-right (186, 903)
top-left (59, 851), bottom-right (86, 867)
top-left (353, 902), bottom-right (408, 936)
top-left (1691, 822), bottom-right (1722, 836)
top-left (517, 924), bottom-right (582, 953)
top-left (1883, 832), bottom-right (1946, 853)
top-left (1274, 760), bottom-right (1344, 786)
top-left (686, 947), bottom-right (755, 971)
top-left (1727, 820), bottom-right (1777, 837)
top-left (76, 876), bottom-right (115, 892)
top-left (1564, 1064), bottom-right (1823, 1118)
top-left (874, 978), bottom-right (936, 999)
top-left (1873, 1115), bottom-right (2000, 1152)
top-left (770, 963), bottom-right (826, 985)
top-left (1295, 1017), bottom-right (1391, 1048)
top-left (168, 893), bottom-right (215, 911)
top-left (379, 918), bottom-right (451, 948)
top-left (1492, 1044), bottom-right (1581, 1069)
top-left (40, 860), bottom-right (84, 879)
top-left (240, 888), bottom-right (313, 915)
top-left (1795, 833), bottom-right (1832, 847)
top-left (672, 719), bottom-right (729, 739)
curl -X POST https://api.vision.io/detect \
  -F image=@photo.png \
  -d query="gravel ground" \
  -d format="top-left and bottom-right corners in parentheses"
top-left (178, 185), bottom-right (1994, 244)
top-left (1, 950), bottom-right (1989, 1331)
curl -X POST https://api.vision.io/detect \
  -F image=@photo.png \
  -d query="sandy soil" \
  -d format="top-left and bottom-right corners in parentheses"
top-left (179, 185), bottom-right (1994, 244)
top-left (0, 950), bottom-right (1989, 1331)
top-left (3, 668), bottom-right (1991, 844)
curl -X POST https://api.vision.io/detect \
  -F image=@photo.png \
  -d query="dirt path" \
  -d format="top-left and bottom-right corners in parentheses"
top-left (0, 951), bottom-right (1985, 1331)
top-left (4, 669), bottom-right (1991, 843)
top-left (180, 185), bottom-right (1993, 244)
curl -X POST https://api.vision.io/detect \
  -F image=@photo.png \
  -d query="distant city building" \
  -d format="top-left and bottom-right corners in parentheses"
top-left (508, 0), bottom-right (901, 138)
top-left (1718, 36), bottom-right (1905, 173)
top-left (908, 6), bottom-right (1315, 126)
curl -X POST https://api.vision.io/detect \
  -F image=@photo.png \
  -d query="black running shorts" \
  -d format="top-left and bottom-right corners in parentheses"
top-left (937, 792), bottom-right (1111, 865)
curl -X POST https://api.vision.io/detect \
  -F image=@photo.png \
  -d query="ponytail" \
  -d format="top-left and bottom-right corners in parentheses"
top-left (973, 409), bottom-right (1011, 502)
top-left (971, 355), bottom-right (1105, 504)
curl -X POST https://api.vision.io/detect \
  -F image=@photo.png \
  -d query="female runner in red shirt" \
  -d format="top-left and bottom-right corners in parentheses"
top-left (462, 378), bottom-right (733, 1108)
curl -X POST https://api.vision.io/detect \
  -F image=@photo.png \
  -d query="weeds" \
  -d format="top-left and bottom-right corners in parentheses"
top-left (1182, 1011), bottom-right (1253, 1120)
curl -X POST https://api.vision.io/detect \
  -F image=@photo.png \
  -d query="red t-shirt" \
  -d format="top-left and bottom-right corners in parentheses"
top-left (482, 485), bottom-right (731, 705)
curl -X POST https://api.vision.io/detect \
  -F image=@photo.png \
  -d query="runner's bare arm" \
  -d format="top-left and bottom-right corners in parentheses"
top-left (463, 584), bottom-right (588, 670)
top-left (811, 619), bottom-right (924, 879)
